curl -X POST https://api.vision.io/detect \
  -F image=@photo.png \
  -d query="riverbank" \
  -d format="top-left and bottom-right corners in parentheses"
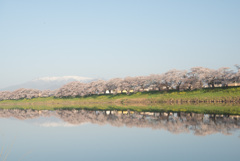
top-left (0, 87), bottom-right (240, 114)
top-left (1, 86), bottom-right (240, 104)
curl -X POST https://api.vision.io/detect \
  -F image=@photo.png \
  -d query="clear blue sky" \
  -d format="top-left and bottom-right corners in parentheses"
top-left (0, 0), bottom-right (239, 88)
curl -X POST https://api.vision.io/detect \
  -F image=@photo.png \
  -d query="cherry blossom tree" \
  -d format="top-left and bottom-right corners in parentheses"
top-left (189, 67), bottom-right (215, 88)
top-left (216, 67), bottom-right (234, 87)
top-left (106, 78), bottom-right (123, 94)
top-left (148, 74), bottom-right (165, 91)
top-left (55, 81), bottom-right (87, 97)
top-left (120, 77), bottom-right (137, 94)
top-left (234, 64), bottom-right (240, 83)
top-left (0, 91), bottom-right (12, 100)
top-left (88, 80), bottom-right (107, 94)
top-left (135, 76), bottom-right (150, 92)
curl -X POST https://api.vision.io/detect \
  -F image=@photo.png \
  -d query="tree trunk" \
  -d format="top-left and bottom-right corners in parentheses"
top-left (200, 81), bottom-right (203, 88)
top-left (176, 86), bottom-right (180, 91)
top-left (188, 85), bottom-right (192, 90)
top-left (212, 82), bottom-right (215, 88)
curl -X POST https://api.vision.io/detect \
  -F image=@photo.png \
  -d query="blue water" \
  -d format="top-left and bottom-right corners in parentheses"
top-left (0, 110), bottom-right (239, 161)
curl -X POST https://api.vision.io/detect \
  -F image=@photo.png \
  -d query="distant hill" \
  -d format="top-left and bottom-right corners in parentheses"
top-left (0, 76), bottom-right (96, 91)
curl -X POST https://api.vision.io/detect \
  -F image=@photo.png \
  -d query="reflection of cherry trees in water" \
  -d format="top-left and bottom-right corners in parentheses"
top-left (0, 109), bottom-right (239, 136)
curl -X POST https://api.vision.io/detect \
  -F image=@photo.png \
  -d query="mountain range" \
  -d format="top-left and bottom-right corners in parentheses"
top-left (0, 76), bottom-right (96, 91)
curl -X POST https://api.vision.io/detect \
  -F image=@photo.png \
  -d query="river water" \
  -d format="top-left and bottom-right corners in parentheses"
top-left (0, 109), bottom-right (239, 161)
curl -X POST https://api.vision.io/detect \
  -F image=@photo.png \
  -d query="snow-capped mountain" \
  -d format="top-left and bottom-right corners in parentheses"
top-left (25, 116), bottom-right (80, 127)
top-left (0, 76), bottom-right (95, 91)
top-left (34, 76), bottom-right (93, 82)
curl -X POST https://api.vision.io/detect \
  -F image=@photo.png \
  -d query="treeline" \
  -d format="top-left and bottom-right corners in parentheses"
top-left (0, 65), bottom-right (240, 100)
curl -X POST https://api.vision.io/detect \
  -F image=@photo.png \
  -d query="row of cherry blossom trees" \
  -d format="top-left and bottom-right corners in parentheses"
top-left (0, 88), bottom-right (55, 100)
top-left (0, 65), bottom-right (240, 100)
top-left (54, 65), bottom-right (240, 97)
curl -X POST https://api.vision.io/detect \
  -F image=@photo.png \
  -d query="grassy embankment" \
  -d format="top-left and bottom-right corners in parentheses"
top-left (0, 87), bottom-right (240, 114)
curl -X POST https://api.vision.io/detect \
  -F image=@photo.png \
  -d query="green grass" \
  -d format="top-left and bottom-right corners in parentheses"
top-left (0, 87), bottom-right (240, 115)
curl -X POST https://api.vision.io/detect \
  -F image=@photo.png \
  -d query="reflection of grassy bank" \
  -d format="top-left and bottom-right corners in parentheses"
top-left (61, 104), bottom-right (240, 115)
top-left (0, 101), bottom-right (240, 115)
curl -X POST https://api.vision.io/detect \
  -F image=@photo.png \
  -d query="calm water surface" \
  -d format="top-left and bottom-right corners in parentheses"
top-left (0, 109), bottom-right (239, 161)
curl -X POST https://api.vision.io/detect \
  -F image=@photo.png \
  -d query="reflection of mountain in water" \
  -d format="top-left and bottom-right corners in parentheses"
top-left (0, 109), bottom-right (239, 136)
